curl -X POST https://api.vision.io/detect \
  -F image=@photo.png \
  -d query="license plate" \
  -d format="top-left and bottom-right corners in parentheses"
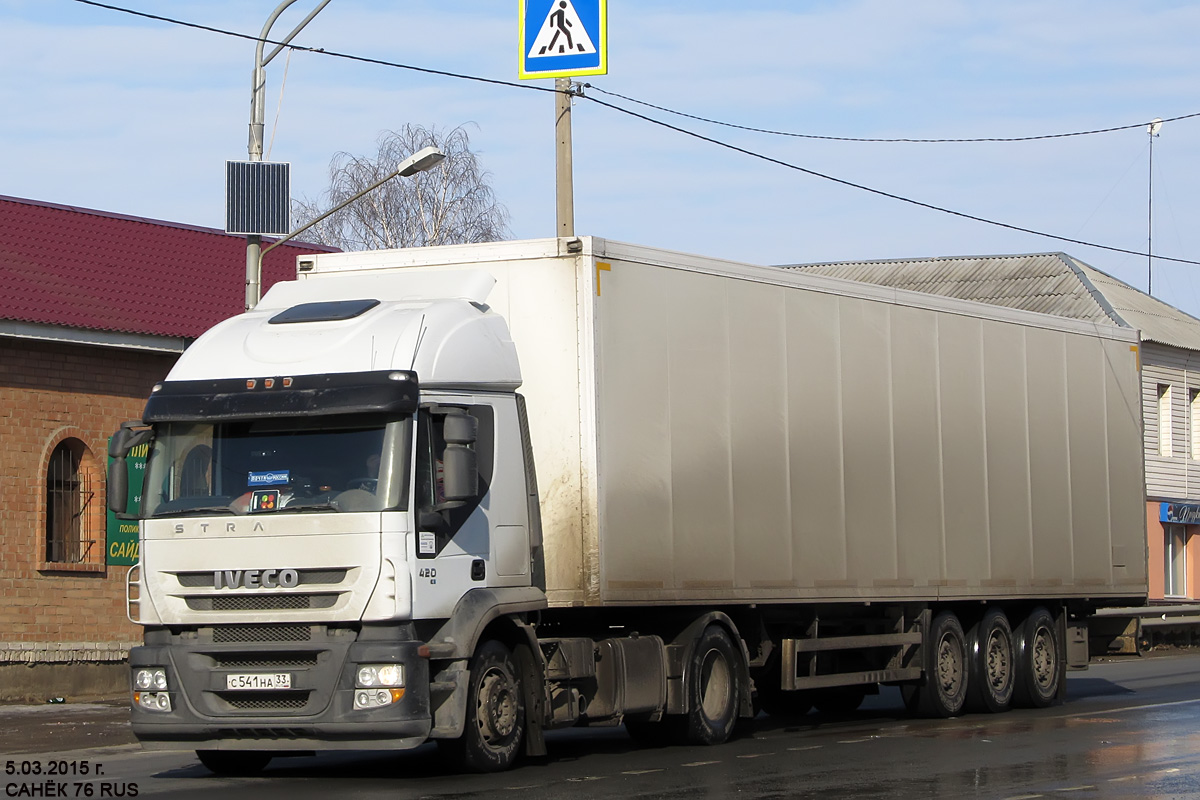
top-left (225, 672), bottom-right (291, 690)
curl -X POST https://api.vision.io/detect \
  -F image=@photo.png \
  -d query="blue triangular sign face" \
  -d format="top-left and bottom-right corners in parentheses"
top-left (528, 0), bottom-right (596, 57)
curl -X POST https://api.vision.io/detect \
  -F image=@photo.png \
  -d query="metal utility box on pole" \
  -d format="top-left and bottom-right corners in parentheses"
top-left (518, 0), bottom-right (607, 239)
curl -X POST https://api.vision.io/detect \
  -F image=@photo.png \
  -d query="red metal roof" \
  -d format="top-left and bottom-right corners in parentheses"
top-left (0, 194), bottom-right (338, 340)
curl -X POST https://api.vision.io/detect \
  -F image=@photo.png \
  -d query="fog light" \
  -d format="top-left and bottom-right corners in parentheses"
top-left (135, 691), bottom-right (172, 712)
top-left (353, 687), bottom-right (405, 709)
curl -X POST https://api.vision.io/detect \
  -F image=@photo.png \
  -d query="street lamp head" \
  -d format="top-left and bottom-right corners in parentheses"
top-left (395, 146), bottom-right (446, 178)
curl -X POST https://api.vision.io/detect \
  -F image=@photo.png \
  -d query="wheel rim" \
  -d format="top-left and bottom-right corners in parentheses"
top-left (476, 667), bottom-right (518, 745)
top-left (699, 647), bottom-right (733, 720)
top-left (936, 632), bottom-right (963, 696)
top-left (1031, 626), bottom-right (1056, 692)
top-left (985, 629), bottom-right (1011, 692)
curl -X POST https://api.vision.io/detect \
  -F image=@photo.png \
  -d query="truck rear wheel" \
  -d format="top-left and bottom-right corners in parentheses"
top-left (683, 625), bottom-right (741, 745)
top-left (912, 611), bottom-right (968, 718)
top-left (1013, 607), bottom-right (1061, 708)
top-left (966, 608), bottom-right (1015, 713)
top-left (196, 751), bottom-right (272, 776)
top-left (440, 640), bottom-right (525, 773)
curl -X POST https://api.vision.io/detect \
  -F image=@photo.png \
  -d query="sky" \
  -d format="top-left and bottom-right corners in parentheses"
top-left (3, 1), bottom-right (1200, 317)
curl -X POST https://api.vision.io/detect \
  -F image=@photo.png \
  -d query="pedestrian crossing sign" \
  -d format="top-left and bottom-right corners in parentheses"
top-left (519, 0), bottom-right (607, 80)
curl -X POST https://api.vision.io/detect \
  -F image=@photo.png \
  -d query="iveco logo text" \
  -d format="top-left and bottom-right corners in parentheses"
top-left (214, 568), bottom-right (300, 589)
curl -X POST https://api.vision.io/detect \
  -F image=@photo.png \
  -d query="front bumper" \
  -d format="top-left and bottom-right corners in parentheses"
top-left (129, 627), bottom-right (432, 751)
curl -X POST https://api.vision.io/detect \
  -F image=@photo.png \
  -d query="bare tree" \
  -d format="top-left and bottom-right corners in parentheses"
top-left (292, 124), bottom-right (510, 250)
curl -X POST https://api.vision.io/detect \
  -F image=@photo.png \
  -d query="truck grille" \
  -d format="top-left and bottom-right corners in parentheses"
top-left (186, 594), bottom-right (338, 611)
top-left (212, 625), bottom-right (312, 643)
top-left (212, 654), bottom-right (320, 669)
top-left (217, 692), bottom-right (310, 712)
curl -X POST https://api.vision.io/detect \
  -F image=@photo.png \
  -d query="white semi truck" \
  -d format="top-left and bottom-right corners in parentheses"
top-left (108, 237), bottom-right (1147, 774)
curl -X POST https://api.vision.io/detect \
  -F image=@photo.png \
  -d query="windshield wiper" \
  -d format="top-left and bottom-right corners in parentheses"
top-left (152, 506), bottom-right (236, 518)
top-left (279, 502), bottom-right (341, 513)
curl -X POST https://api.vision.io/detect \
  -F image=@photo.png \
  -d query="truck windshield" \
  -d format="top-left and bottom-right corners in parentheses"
top-left (142, 415), bottom-right (410, 517)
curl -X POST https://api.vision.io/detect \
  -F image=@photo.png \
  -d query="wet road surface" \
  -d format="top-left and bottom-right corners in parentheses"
top-left (3, 651), bottom-right (1199, 798)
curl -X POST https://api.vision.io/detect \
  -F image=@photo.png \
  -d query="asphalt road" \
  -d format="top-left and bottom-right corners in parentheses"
top-left (3, 651), bottom-right (1200, 799)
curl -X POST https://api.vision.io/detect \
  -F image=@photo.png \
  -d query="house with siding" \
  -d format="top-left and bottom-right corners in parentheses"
top-left (785, 252), bottom-right (1200, 606)
top-left (0, 194), bottom-right (333, 699)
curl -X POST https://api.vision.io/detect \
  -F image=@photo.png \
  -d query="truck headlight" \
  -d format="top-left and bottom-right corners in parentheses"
top-left (356, 664), bottom-right (404, 688)
top-left (354, 664), bottom-right (405, 709)
top-left (134, 668), bottom-right (168, 691)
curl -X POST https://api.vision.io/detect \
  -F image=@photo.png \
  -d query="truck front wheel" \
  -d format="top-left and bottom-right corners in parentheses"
top-left (684, 625), bottom-right (741, 745)
top-left (440, 640), bottom-right (526, 773)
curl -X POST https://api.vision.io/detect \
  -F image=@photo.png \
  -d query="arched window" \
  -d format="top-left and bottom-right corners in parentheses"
top-left (45, 438), bottom-right (96, 563)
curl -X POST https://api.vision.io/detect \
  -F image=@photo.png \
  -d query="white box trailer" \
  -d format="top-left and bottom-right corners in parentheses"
top-left (111, 237), bottom-right (1146, 774)
top-left (306, 236), bottom-right (1146, 606)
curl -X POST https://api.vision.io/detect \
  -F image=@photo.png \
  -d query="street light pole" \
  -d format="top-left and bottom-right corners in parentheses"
top-left (1147, 118), bottom-right (1162, 296)
top-left (245, 0), bottom-right (333, 311)
top-left (257, 147), bottom-right (447, 267)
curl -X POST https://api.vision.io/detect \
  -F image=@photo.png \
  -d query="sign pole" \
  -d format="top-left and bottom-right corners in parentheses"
top-left (555, 78), bottom-right (575, 238)
top-left (519, 0), bottom-right (606, 239)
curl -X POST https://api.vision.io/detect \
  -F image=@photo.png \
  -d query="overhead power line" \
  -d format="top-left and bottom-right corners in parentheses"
top-left (582, 85), bottom-right (1200, 144)
top-left (67, 0), bottom-right (1200, 267)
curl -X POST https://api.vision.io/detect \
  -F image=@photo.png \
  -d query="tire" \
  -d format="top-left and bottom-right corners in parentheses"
top-left (196, 750), bottom-right (272, 776)
top-left (1012, 607), bottom-right (1061, 708)
top-left (912, 611), bottom-right (969, 718)
top-left (439, 640), bottom-right (525, 773)
top-left (965, 608), bottom-right (1015, 713)
top-left (813, 685), bottom-right (867, 715)
top-left (683, 625), bottom-right (741, 745)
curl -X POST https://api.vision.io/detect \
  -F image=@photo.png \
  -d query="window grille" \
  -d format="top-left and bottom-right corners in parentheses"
top-left (45, 439), bottom-right (94, 563)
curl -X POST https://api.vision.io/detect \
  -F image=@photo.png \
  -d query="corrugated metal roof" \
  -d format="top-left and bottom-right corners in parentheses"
top-left (784, 252), bottom-right (1200, 351)
top-left (0, 194), bottom-right (337, 340)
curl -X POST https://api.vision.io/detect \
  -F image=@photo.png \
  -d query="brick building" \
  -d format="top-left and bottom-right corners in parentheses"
top-left (0, 195), bottom-right (333, 699)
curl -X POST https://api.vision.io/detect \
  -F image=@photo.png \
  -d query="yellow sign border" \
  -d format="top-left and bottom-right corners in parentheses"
top-left (518, 0), bottom-right (608, 80)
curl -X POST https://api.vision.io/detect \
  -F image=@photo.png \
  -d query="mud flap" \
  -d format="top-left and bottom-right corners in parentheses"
top-left (514, 641), bottom-right (547, 757)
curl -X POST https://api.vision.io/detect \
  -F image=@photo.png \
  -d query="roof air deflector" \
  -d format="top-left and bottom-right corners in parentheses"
top-left (269, 299), bottom-right (381, 324)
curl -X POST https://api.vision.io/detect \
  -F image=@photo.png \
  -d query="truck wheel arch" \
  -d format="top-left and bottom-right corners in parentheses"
top-left (666, 612), bottom-right (754, 720)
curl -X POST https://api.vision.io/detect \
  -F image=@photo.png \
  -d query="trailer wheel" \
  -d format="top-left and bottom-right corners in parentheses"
top-left (196, 751), bottom-right (272, 776)
top-left (912, 611), bottom-right (968, 718)
top-left (1013, 607), bottom-right (1061, 708)
top-left (440, 640), bottom-right (525, 773)
top-left (966, 608), bottom-right (1015, 713)
top-left (684, 625), bottom-right (741, 745)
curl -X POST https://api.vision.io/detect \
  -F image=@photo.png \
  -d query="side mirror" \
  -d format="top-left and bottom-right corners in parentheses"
top-left (440, 411), bottom-right (478, 502)
top-left (108, 422), bottom-right (151, 518)
top-left (441, 444), bottom-right (478, 502)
